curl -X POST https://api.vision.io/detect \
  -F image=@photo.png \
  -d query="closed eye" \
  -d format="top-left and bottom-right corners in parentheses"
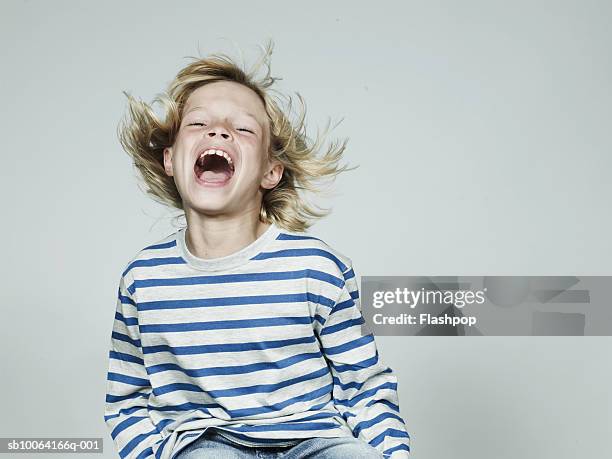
top-left (187, 123), bottom-right (252, 134)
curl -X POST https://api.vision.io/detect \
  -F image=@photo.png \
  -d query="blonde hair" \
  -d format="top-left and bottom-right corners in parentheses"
top-left (117, 39), bottom-right (356, 233)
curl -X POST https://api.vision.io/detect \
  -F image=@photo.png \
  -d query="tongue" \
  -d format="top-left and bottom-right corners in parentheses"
top-left (202, 170), bottom-right (232, 183)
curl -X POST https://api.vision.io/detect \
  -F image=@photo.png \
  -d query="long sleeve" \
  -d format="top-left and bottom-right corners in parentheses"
top-left (104, 272), bottom-right (165, 459)
top-left (317, 263), bottom-right (411, 458)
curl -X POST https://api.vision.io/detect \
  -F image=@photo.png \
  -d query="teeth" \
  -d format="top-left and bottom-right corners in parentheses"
top-left (199, 149), bottom-right (233, 166)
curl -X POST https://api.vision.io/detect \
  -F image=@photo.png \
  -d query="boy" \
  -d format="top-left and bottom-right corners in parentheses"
top-left (104, 41), bottom-right (411, 459)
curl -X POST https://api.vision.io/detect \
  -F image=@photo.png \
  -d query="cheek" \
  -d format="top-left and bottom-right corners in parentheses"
top-left (174, 129), bottom-right (199, 148)
top-left (170, 136), bottom-right (197, 170)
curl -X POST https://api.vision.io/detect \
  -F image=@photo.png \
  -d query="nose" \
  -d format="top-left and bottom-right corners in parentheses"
top-left (205, 121), bottom-right (232, 140)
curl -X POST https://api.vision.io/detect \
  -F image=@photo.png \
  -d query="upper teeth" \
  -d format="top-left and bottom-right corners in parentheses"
top-left (200, 149), bottom-right (233, 165)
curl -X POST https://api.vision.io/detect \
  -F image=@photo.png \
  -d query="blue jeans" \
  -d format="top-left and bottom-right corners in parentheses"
top-left (174, 428), bottom-right (384, 459)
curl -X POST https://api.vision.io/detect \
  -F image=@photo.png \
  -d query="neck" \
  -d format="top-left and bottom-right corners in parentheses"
top-left (183, 211), bottom-right (271, 260)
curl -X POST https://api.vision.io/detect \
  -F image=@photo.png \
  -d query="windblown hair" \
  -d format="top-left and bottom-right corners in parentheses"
top-left (117, 39), bottom-right (356, 233)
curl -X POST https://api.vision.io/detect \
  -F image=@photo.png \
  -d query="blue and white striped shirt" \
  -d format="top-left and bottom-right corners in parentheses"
top-left (104, 223), bottom-right (411, 458)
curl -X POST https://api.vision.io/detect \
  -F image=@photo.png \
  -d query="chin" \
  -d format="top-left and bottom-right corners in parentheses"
top-left (187, 204), bottom-right (231, 216)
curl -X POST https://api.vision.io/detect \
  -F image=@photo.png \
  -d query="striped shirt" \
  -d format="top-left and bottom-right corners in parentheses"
top-left (104, 223), bottom-right (411, 458)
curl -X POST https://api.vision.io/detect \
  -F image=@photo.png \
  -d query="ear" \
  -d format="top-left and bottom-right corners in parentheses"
top-left (261, 158), bottom-right (284, 190)
top-left (163, 147), bottom-right (174, 176)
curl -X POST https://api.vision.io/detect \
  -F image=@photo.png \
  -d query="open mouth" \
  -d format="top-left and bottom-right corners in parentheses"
top-left (194, 150), bottom-right (235, 185)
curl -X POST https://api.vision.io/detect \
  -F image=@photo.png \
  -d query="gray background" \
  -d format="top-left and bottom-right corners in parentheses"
top-left (1, 1), bottom-right (610, 458)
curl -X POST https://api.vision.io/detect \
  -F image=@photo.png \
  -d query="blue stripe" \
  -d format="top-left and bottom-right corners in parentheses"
top-left (134, 269), bottom-right (343, 290)
top-left (154, 367), bottom-right (330, 398)
top-left (330, 354), bottom-right (379, 373)
top-left (217, 429), bottom-right (292, 445)
top-left (119, 425), bottom-right (160, 458)
top-left (112, 331), bottom-right (141, 348)
top-left (140, 316), bottom-right (313, 333)
top-left (106, 391), bottom-right (149, 404)
top-left (250, 248), bottom-right (348, 272)
top-left (143, 334), bottom-right (317, 356)
top-left (369, 427), bottom-right (410, 447)
top-left (137, 292), bottom-right (335, 312)
top-left (320, 317), bottom-right (364, 336)
top-left (144, 240), bottom-right (177, 251)
top-left (112, 415), bottom-right (147, 440)
top-left (383, 443), bottom-right (410, 455)
top-left (108, 372), bottom-right (150, 387)
top-left (115, 311), bottom-right (138, 327)
top-left (322, 334), bottom-right (373, 355)
top-left (366, 398), bottom-right (400, 412)
top-left (147, 351), bottom-right (323, 377)
top-left (235, 420), bottom-right (338, 432)
top-left (105, 405), bottom-right (147, 422)
top-left (153, 398), bottom-right (334, 423)
top-left (335, 381), bottom-right (398, 408)
top-left (153, 429), bottom-right (174, 459)
top-left (109, 350), bottom-right (144, 365)
top-left (118, 292), bottom-right (136, 307)
top-left (327, 297), bottom-right (357, 317)
top-left (353, 411), bottom-right (406, 437)
top-left (136, 446), bottom-right (154, 459)
top-left (123, 257), bottom-right (186, 277)
top-left (147, 402), bottom-right (217, 415)
top-left (229, 383), bottom-right (333, 418)
top-left (276, 233), bottom-right (323, 242)
top-left (332, 368), bottom-right (393, 391)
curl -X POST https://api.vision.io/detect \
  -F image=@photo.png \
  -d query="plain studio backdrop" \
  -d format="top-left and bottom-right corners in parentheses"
top-left (1, 1), bottom-right (610, 458)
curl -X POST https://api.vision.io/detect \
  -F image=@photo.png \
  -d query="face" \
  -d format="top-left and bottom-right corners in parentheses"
top-left (163, 81), bottom-right (283, 219)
